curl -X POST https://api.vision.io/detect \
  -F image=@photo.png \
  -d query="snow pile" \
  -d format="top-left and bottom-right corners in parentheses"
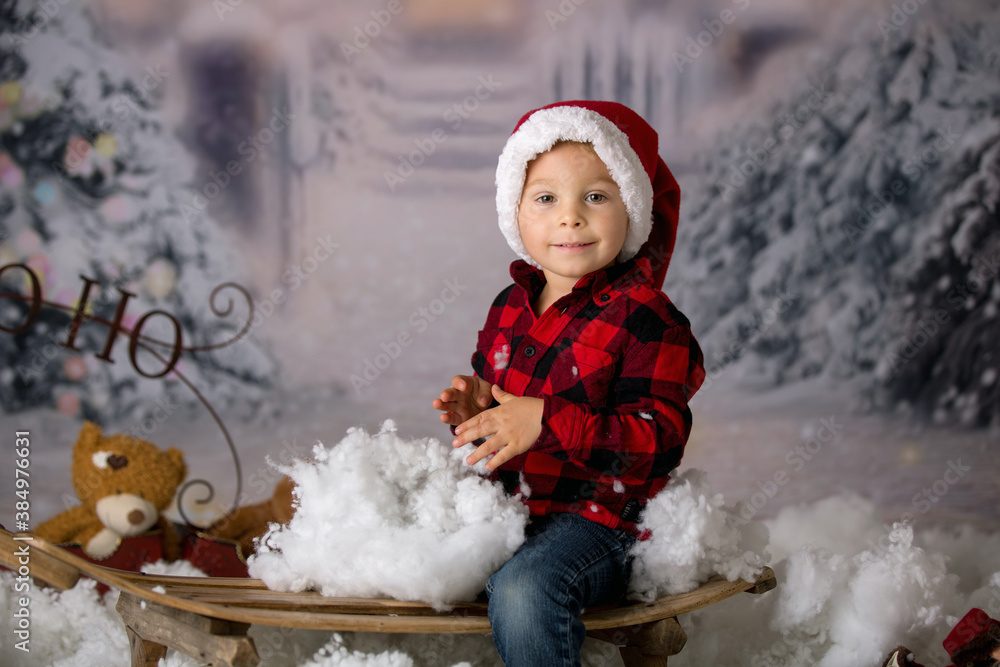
top-left (629, 469), bottom-right (770, 600)
top-left (248, 421), bottom-right (769, 609)
top-left (671, 494), bottom-right (1000, 667)
top-left (4, 494), bottom-right (999, 666)
top-left (248, 420), bottom-right (529, 610)
top-left (302, 634), bottom-right (422, 667)
top-left (0, 572), bottom-right (127, 667)
top-left (0, 559), bottom-right (205, 667)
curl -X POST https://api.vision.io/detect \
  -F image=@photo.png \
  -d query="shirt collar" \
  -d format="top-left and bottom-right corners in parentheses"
top-left (509, 257), bottom-right (653, 306)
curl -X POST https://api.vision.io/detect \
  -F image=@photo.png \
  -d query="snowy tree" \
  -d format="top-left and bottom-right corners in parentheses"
top-left (665, 1), bottom-right (1000, 427)
top-left (0, 0), bottom-right (277, 425)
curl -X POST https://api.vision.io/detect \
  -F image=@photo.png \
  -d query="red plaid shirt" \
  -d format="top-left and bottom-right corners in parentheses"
top-left (469, 256), bottom-right (705, 536)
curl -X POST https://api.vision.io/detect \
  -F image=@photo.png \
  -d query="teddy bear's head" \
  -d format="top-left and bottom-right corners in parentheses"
top-left (71, 421), bottom-right (187, 538)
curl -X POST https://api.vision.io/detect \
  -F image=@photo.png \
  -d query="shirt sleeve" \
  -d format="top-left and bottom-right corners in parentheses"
top-left (530, 319), bottom-right (699, 485)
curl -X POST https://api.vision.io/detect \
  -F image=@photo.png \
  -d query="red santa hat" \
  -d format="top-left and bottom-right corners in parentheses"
top-left (495, 100), bottom-right (681, 289)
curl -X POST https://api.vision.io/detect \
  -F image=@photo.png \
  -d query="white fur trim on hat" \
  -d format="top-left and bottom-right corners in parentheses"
top-left (495, 106), bottom-right (653, 268)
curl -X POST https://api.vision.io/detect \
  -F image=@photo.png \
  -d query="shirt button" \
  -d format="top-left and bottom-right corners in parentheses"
top-left (599, 294), bottom-right (610, 302)
top-left (523, 346), bottom-right (535, 357)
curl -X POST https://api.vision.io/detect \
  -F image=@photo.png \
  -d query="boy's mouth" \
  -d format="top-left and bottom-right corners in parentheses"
top-left (553, 242), bottom-right (594, 249)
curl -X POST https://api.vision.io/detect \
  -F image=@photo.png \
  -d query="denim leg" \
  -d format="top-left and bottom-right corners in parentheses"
top-left (485, 513), bottom-right (637, 667)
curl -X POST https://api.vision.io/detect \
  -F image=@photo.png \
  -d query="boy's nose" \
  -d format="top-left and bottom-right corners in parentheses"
top-left (558, 203), bottom-right (586, 227)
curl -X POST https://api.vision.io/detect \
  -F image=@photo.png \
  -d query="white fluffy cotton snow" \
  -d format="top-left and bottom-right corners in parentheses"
top-left (0, 559), bottom-right (206, 667)
top-left (629, 468), bottom-right (770, 600)
top-left (670, 494), bottom-right (1000, 667)
top-left (247, 420), bottom-right (530, 611)
top-left (248, 422), bottom-right (771, 610)
top-left (4, 490), bottom-right (999, 666)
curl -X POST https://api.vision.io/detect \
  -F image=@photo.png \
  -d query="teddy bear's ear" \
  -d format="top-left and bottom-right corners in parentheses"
top-left (165, 448), bottom-right (187, 487)
top-left (71, 421), bottom-right (107, 504)
top-left (76, 421), bottom-right (103, 452)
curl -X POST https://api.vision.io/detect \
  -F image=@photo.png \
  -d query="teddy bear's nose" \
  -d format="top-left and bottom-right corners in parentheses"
top-left (127, 509), bottom-right (146, 525)
top-left (108, 454), bottom-right (128, 470)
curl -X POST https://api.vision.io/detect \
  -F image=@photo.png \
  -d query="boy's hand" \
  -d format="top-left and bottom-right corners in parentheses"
top-left (433, 375), bottom-right (494, 427)
top-left (453, 385), bottom-right (543, 471)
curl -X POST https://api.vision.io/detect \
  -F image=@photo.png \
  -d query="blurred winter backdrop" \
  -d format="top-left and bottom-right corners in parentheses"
top-left (2, 0), bottom-right (998, 552)
top-left (0, 0), bottom-right (999, 663)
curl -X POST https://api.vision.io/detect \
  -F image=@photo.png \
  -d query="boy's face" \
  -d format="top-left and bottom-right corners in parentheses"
top-left (517, 141), bottom-right (629, 291)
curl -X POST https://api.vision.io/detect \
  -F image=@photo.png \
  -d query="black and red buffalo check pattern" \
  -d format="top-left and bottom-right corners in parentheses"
top-left (469, 257), bottom-right (705, 536)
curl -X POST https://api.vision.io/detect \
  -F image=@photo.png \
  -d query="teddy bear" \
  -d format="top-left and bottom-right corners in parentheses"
top-left (205, 475), bottom-right (296, 559)
top-left (34, 421), bottom-right (187, 561)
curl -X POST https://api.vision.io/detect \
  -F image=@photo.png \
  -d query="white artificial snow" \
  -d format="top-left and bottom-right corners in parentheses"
top-left (0, 572), bottom-right (128, 667)
top-left (248, 420), bottom-right (529, 611)
top-left (4, 494), bottom-right (999, 666)
top-left (517, 472), bottom-right (532, 499)
top-left (303, 635), bottom-right (417, 667)
top-left (141, 559), bottom-right (209, 578)
top-left (0, 559), bottom-right (206, 667)
top-left (250, 426), bottom-right (772, 611)
top-left (669, 494), bottom-right (1000, 667)
top-left (491, 346), bottom-right (509, 372)
top-left (629, 468), bottom-right (770, 600)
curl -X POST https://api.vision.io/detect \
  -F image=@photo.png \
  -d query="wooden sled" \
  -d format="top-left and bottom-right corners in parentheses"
top-left (1, 526), bottom-right (775, 666)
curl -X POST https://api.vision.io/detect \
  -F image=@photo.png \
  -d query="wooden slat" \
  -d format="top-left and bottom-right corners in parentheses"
top-left (580, 569), bottom-right (776, 629)
top-left (169, 589), bottom-right (489, 616)
top-left (117, 593), bottom-right (259, 667)
top-left (112, 573), bottom-right (270, 589)
top-left (0, 529), bottom-right (81, 590)
top-left (125, 626), bottom-right (167, 667)
top-left (118, 590), bottom-right (251, 635)
top-left (13, 526), bottom-right (776, 634)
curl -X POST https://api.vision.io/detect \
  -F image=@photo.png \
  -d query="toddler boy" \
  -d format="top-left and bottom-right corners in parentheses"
top-left (433, 100), bottom-right (705, 666)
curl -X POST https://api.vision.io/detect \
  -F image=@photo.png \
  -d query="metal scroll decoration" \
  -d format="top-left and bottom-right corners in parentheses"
top-left (0, 262), bottom-right (255, 527)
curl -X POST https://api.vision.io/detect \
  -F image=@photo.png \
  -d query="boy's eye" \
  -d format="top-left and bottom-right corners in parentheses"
top-left (536, 194), bottom-right (555, 204)
top-left (586, 193), bottom-right (607, 203)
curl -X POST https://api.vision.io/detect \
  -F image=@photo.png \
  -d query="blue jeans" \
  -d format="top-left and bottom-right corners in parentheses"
top-left (485, 512), bottom-right (637, 667)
